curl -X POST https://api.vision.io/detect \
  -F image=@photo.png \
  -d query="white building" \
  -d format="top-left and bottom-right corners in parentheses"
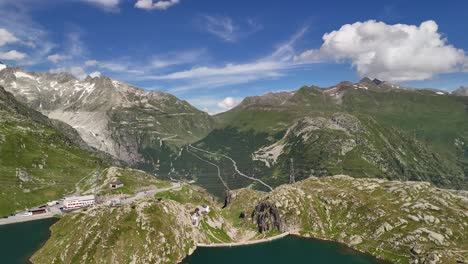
top-left (63, 195), bottom-right (96, 209)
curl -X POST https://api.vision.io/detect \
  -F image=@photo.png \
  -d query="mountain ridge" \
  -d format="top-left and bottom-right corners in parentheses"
top-left (0, 64), bottom-right (215, 171)
top-left (0, 85), bottom-right (107, 215)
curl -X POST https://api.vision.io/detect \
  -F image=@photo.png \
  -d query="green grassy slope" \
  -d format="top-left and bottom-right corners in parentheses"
top-left (32, 175), bottom-right (468, 264)
top-left (172, 84), bottom-right (468, 195)
top-left (0, 86), bottom-right (105, 215)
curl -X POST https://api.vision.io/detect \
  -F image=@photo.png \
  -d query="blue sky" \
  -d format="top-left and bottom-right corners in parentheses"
top-left (0, 0), bottom-right (467, 113)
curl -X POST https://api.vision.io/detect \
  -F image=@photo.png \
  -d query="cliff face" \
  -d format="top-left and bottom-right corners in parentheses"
top-left (32, 175), bottom-right (468, 264)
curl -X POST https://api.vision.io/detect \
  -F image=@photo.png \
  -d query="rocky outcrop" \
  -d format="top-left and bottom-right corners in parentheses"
top-left (251, 201), bottom-right (284, 233)
top-left (32, 176), bottom-right (468, 264)
top-left (227, 176), bottom-right (468, 264)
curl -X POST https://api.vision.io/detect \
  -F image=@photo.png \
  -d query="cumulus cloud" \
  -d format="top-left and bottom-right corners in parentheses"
top-left (294, 20), bottom-right (467, 82)
top-left (0, 50), bottom-right (27, 60)
top-left (47, 54), bottom-right (70, 63)
top-left (217, 97), bottom-right (241, 110)
top-left (0, 1), bottom-right (54, 66)
top-left (135, 0), bottom-right (180, 11)
top-left (0, 28), bottom-right (19, 46)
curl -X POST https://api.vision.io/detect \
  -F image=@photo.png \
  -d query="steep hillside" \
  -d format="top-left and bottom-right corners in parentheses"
top-left (32, 175), bottom-right (468, 264)
top-left (172, 79), bottom-right (468, 194)
top-left (0, 86), bottom-right (105, 215)
top-left (0, 65), bottom-right (215, 172)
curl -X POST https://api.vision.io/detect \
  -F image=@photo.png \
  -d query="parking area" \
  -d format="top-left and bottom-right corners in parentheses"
top-left (0, 201), bottom-right (64, 226)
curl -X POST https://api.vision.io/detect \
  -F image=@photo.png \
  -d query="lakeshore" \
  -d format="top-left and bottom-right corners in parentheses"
top-left (197, 232), bottom-right (290, 247)
top-left (183, 235), bottom-right (383, 264)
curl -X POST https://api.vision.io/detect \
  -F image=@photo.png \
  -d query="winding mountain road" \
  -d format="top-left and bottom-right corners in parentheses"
top-left (188, 144), bottom-right (273, 191)
top-left (187, 146), bottom-right (230, 191)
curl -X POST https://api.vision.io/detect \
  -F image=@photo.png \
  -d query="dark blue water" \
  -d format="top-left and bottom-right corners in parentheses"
top-left (0, 220), bottom-right (384, 264)
top-left (0, 218), bottom-right (58, 264)
top-left (183, 235), bottom-right (383, 264)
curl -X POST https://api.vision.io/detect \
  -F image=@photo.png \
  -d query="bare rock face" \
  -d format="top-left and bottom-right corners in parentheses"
top-left (0, 67), bottom-right (215, 171)
top-left (452, 86), bottom-right (468, 96)
top-left (251, 201), bottom-right (284, 233)
top-left (223, 190), bottom-right (237, 208)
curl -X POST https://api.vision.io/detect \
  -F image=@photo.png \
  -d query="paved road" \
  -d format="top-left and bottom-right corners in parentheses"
top-left (120, 182), bottom-right (182, 204)
top-left (0, 204), bottom-right (63, 226)
top-left (189, 144), bottom-right (273, 191)
top-left (187, 146), bottom-right (230, 191)
top-left (0, 183), bottom-right (182, 226)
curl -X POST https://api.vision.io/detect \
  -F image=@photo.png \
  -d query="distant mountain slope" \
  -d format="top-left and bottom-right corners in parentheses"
top-left (0, 86), bottom-right (106, 215)
top-left (173, 78), bottom-right (468, 194)
top-left (0, 65), bottom-right (215, 172)
top-left (453, 86), bottom-right (468, 96)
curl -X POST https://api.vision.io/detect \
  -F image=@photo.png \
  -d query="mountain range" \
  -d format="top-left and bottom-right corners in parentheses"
top-left (0, 65), bottom-right (215, 171)
top-left (0, 63), bottom-right (467, 210)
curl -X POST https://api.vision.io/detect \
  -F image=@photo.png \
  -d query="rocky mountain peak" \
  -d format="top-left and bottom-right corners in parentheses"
top-left (54, 72), bottom-right (77, 83)
top-left (452, 86), bottom-right (468, 96)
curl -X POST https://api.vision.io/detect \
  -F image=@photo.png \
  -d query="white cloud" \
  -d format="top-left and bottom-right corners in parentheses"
top-left (198, 15), bottom-right (263, 42)
top-left (143, 27), bottom-right (309, 93)
top-left (153, 61), bottom-right (283, 80)
top-left (202, 15), bottom-right (236, 42)
top-left (50, 66), bottom-right (88, 79)
top-left (0, 28), bottom-right (19, 46)
top-left (185, 95), bottom-right (243, 114)
top-left (89, 71), bottom-right (101, 78)
top-left (217, 97), bottom-right (241, 110)
top-left (47, 53), bottom-right (70, 63)
top-left (135, 0), bottom-right (180, 11)
top-left (150, 49), bottom-right (206, 69)
top-left (85, 59), bottom-right (98, 66)
top-left (0, 50), bottom-right (27, 60)
top-left (0, 1), bottom-right (54, 66)
top-left (70, 66), bottom-right (87, 79)
top-left (80, 0), bottom-right (121, 11)
top-left (294, 20), bottom-right (467, 82)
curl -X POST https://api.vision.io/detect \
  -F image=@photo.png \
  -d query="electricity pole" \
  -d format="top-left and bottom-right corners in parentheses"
top-left (289, 158), bottom-right (295, 184)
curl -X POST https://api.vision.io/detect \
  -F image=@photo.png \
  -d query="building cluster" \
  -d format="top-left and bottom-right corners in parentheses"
top-left (191, 205), bottom-right (210, 226)
top-left (24, 207), bottom-right (48, 216)
top-left (63, 195), bottom-right (96, 210)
